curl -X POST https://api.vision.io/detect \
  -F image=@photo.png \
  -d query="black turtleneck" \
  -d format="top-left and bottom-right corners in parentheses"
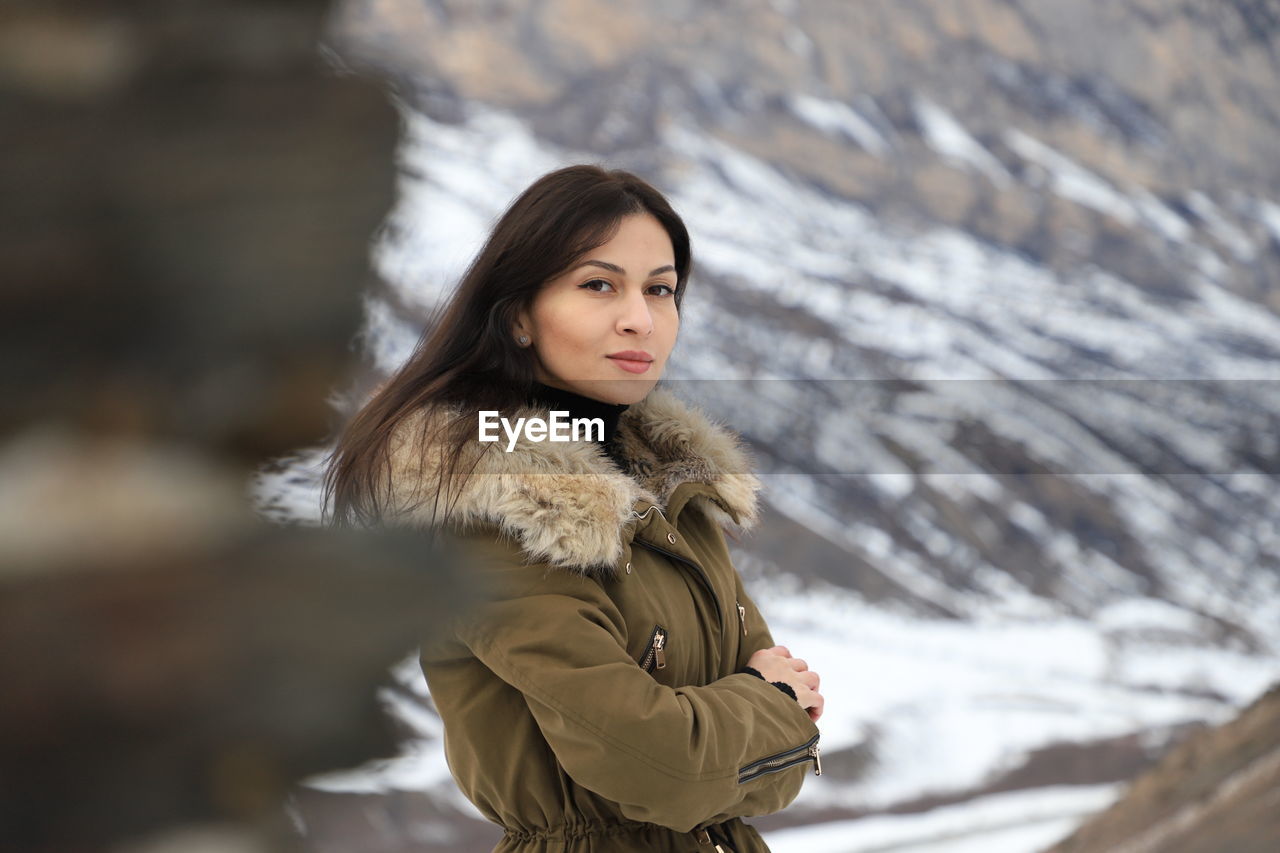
top-left (529, 382), bottom-right (630, 470)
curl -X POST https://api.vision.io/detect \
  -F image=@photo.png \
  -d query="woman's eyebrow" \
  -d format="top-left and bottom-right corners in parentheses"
top-left (579, 260), bottom-right (676, 276)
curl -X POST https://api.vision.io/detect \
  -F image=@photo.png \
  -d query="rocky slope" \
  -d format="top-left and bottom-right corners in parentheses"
top-left (1046, 683), bottom-right (1280, 853)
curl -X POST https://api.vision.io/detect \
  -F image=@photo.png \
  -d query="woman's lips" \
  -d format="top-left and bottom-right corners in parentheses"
top-left (607, 355), bottom-right (653, 374)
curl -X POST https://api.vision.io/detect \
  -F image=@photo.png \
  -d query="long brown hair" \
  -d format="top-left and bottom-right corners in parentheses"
top-left (322, 164), bottom-right (693, 527)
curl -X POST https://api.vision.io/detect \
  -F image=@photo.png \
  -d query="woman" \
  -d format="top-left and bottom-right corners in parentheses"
top-left (324, 165), bottom-right (824, 852)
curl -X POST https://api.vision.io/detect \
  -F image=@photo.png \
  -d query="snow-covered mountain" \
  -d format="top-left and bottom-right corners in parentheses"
top-left (255, 2), bottom-right (1280, 849)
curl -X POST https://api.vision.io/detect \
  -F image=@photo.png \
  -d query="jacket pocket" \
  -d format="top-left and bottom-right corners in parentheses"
top-left (639, 624), bottom-right (668, 673)
top-left (738, 732), bottom-right (822, 784)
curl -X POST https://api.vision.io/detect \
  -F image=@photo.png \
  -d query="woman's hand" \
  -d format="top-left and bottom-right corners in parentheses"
top-left (747, 645), bottom-right (824, 723)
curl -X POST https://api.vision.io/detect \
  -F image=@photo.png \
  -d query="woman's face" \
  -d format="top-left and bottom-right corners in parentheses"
top-left (516, 212), bottom-right (680, 405)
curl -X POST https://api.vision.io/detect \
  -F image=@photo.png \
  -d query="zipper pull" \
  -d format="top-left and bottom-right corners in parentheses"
top-left (695, 828), bottom-right (725, 852)
top-left (653, 632), bottom-right (667, 670)
top-left (810, 743), bottom-right (823, 776)
top-left (737, 602), bottom-right (747, 636)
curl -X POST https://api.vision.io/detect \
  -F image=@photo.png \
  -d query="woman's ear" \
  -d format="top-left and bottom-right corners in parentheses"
top-left (512, 309), bottom-right (532, 347)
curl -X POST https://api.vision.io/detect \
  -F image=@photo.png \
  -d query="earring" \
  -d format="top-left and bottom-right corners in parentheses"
top-left (517, 335), bottom-right (530, 346)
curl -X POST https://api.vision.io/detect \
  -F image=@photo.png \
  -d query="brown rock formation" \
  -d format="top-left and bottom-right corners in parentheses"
top-left (1045, 682), bottom-right (1280, 853)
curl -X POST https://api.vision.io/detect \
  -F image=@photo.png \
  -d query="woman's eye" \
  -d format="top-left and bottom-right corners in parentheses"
top-left (648, 283), bottom-right (676, 297)
top-left (580, 278), bottom-right (614, 292)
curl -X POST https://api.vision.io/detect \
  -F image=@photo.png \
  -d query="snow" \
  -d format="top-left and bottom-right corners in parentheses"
top-left (371, 106), bottom-right (560, 314)
top-left (358, 294), bottom-right (428, 375)
top-left (305, 653), bottom-right (455, 795)
top-left (247, 445), bottom-right (329, 525)
top-left (1184, 191), bottom-right (1255, 261)
top-left (747, 575), bottom-right (1265, 812)
top-left (304, 735), bottom-right (453, 796)
top-left (1254, 198), bottom-right (1280, 244)
top-left (1094, 597), bottom-right (1209, 636)
top-left (1129, 187), bottom-right (1191, 242)
top-left (1005, 129), bottom-right (1138, 226)
top-left (914, 97), bottom-right (1011, 186)
top-left (790, 94), bottom-right (891, 156)
top-left (765, 784), bottom-right (1121, 853)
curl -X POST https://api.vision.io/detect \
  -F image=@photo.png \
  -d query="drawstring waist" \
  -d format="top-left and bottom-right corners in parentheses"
top-left (500, 818), bottom-right (741, 850)
top-left (501, 821), bottom-right (641, 842)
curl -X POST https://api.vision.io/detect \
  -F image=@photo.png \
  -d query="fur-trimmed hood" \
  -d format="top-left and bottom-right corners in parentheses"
top-left (383, 387), bottom-right (760, 574)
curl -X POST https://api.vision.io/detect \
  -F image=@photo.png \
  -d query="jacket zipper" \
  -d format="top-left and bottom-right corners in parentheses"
top-left (737, 732), bottom-right (822, 784)
top-left (639, 625), bottom-right (668, 673)
top-left (633, 539), bottom-right (723, 628)
top-left (737, 600), bottom-right (747, 636)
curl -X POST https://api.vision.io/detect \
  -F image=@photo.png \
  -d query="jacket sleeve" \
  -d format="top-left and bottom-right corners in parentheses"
top-left (733, 569), bottom-right (780, 672)
top-left (450, 535), bottom-right (820, 833)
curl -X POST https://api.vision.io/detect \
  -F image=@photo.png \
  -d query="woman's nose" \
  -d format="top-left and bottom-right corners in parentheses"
top-left (616, 289), bottom-right (654, 336)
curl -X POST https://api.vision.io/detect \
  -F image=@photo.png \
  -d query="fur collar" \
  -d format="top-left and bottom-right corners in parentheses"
top-left (383, 387), bottom-right (759, 574)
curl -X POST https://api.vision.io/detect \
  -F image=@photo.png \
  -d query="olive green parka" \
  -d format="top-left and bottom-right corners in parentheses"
top-left (385, 389), bottom-right (821, 852)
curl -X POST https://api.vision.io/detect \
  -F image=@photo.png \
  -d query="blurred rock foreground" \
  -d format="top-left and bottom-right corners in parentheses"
top-left (1, 0), bottom-right (392, 455)
top-left (0, 1), bottom-right (475, 851)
